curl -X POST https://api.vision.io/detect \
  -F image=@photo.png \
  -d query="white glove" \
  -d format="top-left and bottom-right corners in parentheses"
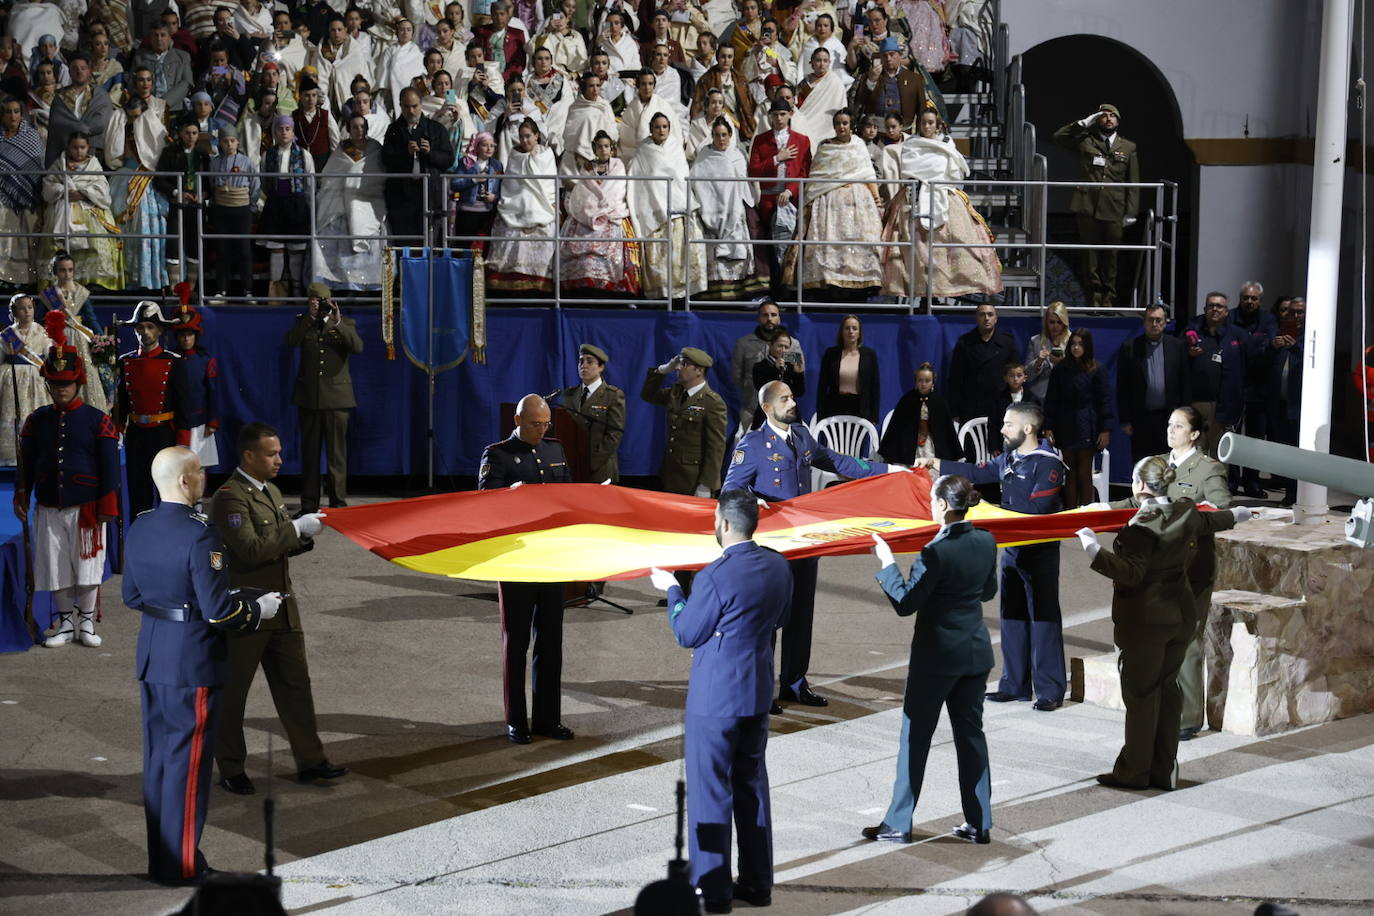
top-left (756, 497), bottom-right (769, 509)
top-left (1253, 507), bottom-right (1294, 521)
top-left (884, 464), bottom-right (912, 474)
top-left (601, 478), bottom-right (613, 485)
top-left (257, 591), bottom-right (283, 620)
top-left (657, 355), bottom-right (680, 374)
top-left (871, 532), bottom-right (895, 568)
top-left (648, 567), bottom-right (678, 591)
top-left (509, 480), bottom-right (524, 489)
top-left (1082, 502), bottom-right (1110, 511)
top-left (1123, 216), bottom-right (1138, 228)
top-left (1075, 526), bottom-right (1099, 553)
top-left (291, 512), bottom-right (326, 538)
top-left (693, 485), bottom-right (711, 498)
top-left (1231, 506), bottom-right (1257, 523)
top-left (1078, 110), bottom-right (1102, 127)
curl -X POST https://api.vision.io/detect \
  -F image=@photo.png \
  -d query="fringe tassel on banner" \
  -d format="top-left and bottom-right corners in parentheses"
top-left (471, 250), bottom-right (486, 365)
top-left (382, 247), bottom-right (396, 360)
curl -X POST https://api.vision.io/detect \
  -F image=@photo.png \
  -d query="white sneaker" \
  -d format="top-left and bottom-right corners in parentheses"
top-left (77, 614), bottom-right (102, 648)
top-left (43, 615), bottom-right (74, 648)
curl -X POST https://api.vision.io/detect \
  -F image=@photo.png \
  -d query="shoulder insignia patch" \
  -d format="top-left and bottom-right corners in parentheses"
top-left (209, 551), bottom-right (224, 570)
top-left (479, 462), bottom-right (490, 479)
top-left (191, 511), bottom-right (210, 525)
top-left (228, 512), bottom-right (243, 528)
top-left (732, 449), bottom-right (745, 465)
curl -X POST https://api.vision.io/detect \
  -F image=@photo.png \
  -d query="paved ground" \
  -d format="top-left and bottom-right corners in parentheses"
top-left (1, 490), bottom-right (1371, 916)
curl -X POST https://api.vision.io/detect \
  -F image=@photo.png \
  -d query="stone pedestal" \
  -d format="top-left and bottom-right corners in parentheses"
top-left (1209, 516), bottom-right (1374, 735)
top-left (1070, 652), bottom-right (1124, 711)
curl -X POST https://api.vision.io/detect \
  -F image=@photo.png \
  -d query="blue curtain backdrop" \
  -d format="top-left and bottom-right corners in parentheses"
top-left (92, 305), bottom-right (1148, 482)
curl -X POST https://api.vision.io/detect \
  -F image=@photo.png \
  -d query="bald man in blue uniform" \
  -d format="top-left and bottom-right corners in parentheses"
top-left (724, 380), bottom-right (899, 708)
top-left (934, 402), bottom-right (1068, 710)
top-left (123, 446), bottom-right (281, 885)
top-left (650, 490), bottom-right (792, 914)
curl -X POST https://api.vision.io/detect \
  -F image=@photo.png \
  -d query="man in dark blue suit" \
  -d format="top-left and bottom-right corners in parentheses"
top-left (931, 402), bottom-right (1068, 711)
top-left (123, 446), bottom-right (281, 885)
top-left (723, 379), bottom-right (903, 709)
top-left (1230, 282), bottom-right (1279, 497)
top-left (649, 490), bottom-right (792, 914)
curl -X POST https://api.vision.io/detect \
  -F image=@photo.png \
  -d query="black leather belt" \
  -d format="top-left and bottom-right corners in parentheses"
top-left (139, 604), bottom-right (190, 622)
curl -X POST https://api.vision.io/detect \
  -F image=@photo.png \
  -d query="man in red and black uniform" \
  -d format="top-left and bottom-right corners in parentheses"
top-left (14, 316), bottom-right (121, 648)
top-left (171, 298), bottom-right (220, 470)
top-left (116, 302), bottom-right (189, 519)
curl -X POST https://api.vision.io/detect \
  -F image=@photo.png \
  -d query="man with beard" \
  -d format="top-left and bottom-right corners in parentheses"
top-left (647, 490), bottom-right (791, 913)
top-left (730, 298), bottom-right (801, 433)
top-left (381, 86), bottom-right (455, 245)
top-left (724, 380), bottom-right (902, 710)
top-left (926, 403), bottom-right (1068, 712)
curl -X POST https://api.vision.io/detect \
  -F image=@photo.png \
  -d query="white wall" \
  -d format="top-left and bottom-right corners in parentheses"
top-left (1193, 164), bottom-right (1313, 305)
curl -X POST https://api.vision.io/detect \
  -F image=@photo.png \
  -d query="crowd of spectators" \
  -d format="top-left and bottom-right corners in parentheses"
top-left (0, 0), bottom-right (1000, 302)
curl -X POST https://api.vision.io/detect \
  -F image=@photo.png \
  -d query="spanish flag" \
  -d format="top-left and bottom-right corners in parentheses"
top-left (324, 475), bottom-right (1135, 583)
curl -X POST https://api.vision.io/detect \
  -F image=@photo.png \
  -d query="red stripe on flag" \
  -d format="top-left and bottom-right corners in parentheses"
top-left (182, 687), bottom-right (208, 879)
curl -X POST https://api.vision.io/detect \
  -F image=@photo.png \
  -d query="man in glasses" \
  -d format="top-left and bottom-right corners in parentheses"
top-left (1180, 291), bottom-right (1247, 457)
top-left (478, 394), bottom-right (575, 745)
top-left (1229, 281), bottom-right (1279, 497)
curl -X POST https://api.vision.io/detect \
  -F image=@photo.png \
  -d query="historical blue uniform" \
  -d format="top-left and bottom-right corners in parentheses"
top-left (942, 441), bottom-right (1068, 705)
top-left (478, 432), bottom-right (573, 734)
top-left (18, 400), bottom-right (121, 515)
top-left (122, 501), bottom-right (264, 884)
top-left (724, 421), bottom-right (887, 696)
top-left (667, 540), bottom-right (792, 907)
top-left (173, 345), bottom-right (218, 442)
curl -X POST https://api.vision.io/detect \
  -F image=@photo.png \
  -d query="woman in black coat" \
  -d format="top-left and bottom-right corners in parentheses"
top-left (1043, 329), bottom-right (1114, 508)
top-left (879, 362), bottom-right (962, 464)
top-left (817, 314), bottom-right (880, 423)
top-left (863, 474), bottom-right (999, 844)
top-left (750, 326), bottom-right (805, 429)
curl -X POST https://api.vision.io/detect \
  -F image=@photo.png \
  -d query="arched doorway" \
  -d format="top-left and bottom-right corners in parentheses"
top-left (1021, 35), bottom-right (1195, 314)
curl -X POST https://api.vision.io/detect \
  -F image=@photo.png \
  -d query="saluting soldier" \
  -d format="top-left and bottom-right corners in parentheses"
top-left (16, 327), bottom-right (120, 649)
top-left (560, 343), bottom-right (626, 483)
top-left (115, 301), bottom-right (190, 519)
top-left (123, 446), bottom-right (281, 885)
top-left (640, 346), bottom-right (728, 498)
top-left (478, 394), bottom-right (576, 745)
top-left (1053, 103), bottom-right (1139, 307)
top-left (211, 421), bottom-right (346, 794)
top-left (286, 282), bottom-right (364, 515)
top-left (724, 380), bottom-right (897, 709)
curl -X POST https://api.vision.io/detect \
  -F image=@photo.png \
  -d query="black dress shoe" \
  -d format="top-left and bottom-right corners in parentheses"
top-left (985, 691), bottom-right (1029, 703)
top-left (292, 507), bottom-right (320, 520)
top-left (217, 773), bottom-right (255, 795)
top-left (297, 760), bottom-right (349, 783)
top-left (1148, 779), bottom-right (1177, 792)
top-left (733, 883), bottom-right (772, 906)
top-left (951, 822), bottom-right (991, 844)
top-left (329, 499), bottom-right (349, 508)
top-left (1178, 725), bottom-right (1201, 741)
top-left (150, 866), bottom-right (217, 887)
top-left (532, 722), bottom-right (574, 740)
top-left (703, 900), bottom-right (733, 914)
top-left (507, 725), bottom-right (532, 745)
top-left (861, 823), bottom-right (912, 843)
top-left (769, 701), bottom-right (783, 715)
top-left (1241, 484), bottom-right (1268, 500)
top-left (1032, 698), bottom-right (1062, 711)
top-left (778, 684), bottom-right (828, 707)
top-left (1095, 772), bottom-right (1147, 790)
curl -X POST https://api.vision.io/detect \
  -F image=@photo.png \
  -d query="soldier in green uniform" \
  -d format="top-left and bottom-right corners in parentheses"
top-left (640, 346), bottom-right (729, 498)
top-left (1053, 103), bottom-right (1139, 307)
top-left (286, 282), bottom-right (364, 515)
top-left (560, 343), bottom-right (626, 483)
top-left (1077, 454), bottom-right (1252, 790)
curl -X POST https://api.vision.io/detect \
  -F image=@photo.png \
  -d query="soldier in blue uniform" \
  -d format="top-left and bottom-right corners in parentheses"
top-left (723, 379), bottom-right (901, 709)
top-left (477, 393), bottom-right (575, 745)
top-left (171, 301), bottom-right (220, 469)
top-left (122, 446), bottom-right (281, 885)
top-left (931, 402), bottom-right (1068, 710)
top-left (648, 490), bottom-right (792, 914)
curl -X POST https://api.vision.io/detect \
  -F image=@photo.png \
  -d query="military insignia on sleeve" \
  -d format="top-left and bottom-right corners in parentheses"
top-left (1049, 470), bottom-right (1060, 483)
top-left (228, 512), bottom-right (242, 529)
top-left (479, 462), bottom-right (490, 479)
top-left (731, 449), bottom-right (745, 465)
top-left (209, 551), bottom-right (224, 570)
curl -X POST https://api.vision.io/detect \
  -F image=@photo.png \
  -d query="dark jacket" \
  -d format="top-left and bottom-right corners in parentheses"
top-left (947, 327), bottom-right (1018, 422)
top-left (1043, 360), bottom-right (1114, 449)
top-left (1229, 305), bottom-right (1277, 401)
top-left (477, 431), bottom-right (573, 488)
top-left (817, 345), bottom-right (880, 423)
top-left (210, 471), bottom-right (304, 630)
top-left (381, 115), bottom-right (457, 216)
top-left (1116, 332), bottom-right (1191, 428)
top-left (875, 521), bottom-right (998, 676)
top-left (1181, 316), bottom-right (1248, 427)
top-left (154, 142), bottom-right (212, 207)
top-left (1262, 335), bottom-right (1304, 423)
top-left (449, 157), bottom-right (503, 210)
top-left (750, 356), bottom-right (805, 429)
top-left (285, 313), bottom-right (363, 410)
top-left (880, 388), bottom-right (960, 464)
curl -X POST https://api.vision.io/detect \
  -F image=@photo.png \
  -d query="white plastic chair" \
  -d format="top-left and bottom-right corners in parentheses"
top-left (957, 417), bottom-right (990, 464)
top-left (810, 414), bottom-right (880, 492)
top-left (1093, 448), bottom-right (1110, 503)
top-left (880, 408), bottom-right (894, 439)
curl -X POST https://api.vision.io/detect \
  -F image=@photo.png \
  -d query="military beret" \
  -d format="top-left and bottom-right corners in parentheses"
top-left (579, 343), bottom-right (608, 364)
top-left (306, 282), bottom-right (333, 300)
top-left (679, 346), bottom-right (713, 368)
top-left (1098, 103), bottom-right (1120, 118)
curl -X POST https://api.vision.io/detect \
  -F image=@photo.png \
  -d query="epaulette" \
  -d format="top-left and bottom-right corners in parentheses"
top-left (135, 506), bottom-right (157, 519)
top-left (190, 510), bottom-right (211, 526)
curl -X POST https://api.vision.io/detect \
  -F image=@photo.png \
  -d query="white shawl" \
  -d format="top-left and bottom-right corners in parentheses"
top-left (627, 135), bottom-right (696, 236)
top-left (103, 107), bottom-right (167, 171)
top-left (561, 95), bottom-right (616, 169)
top-left (896, 134), bottom-right (968, 230)
top-left (686, 114), bottom-right (738, 160)
top-left (792, 70), bottom-right (846, 143)
top-left (380, 40), bottom-right (425, 110)
top-left (689, 143), bottom-right (756, 261)
top-left (805, 134), bottom-right (875, 201)
top-left (498, 144), bottom-right (558, 230)
top-left (232, 1), bottom-right (273, 38)
top-left (316, 140), bottom-right (386, 249)
top-left (619, 93), bottom-right (678, 164)
top-left (40, 157), bottom-right (113, 251)
top-left (566, 157), bottom-right (630, 231)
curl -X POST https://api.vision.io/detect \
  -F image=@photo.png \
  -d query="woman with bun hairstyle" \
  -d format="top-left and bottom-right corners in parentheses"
top-left (862, 474), bottom-right (999, 846)
top-left (1078, 454), bottom-right (1252, 791)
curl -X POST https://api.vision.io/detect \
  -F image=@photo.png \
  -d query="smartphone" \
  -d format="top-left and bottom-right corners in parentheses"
top-left (1279, 318), bottom-right (1299, 340)
top-left (445, 88), bottom-right (458, 105)
top-left (1050, 345), bottom-right (1065, 358)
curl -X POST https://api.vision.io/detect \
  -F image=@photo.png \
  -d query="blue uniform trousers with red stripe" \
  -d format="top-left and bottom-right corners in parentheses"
top-left (996, 542), bottom-right (1066, 703)
top-left (141, 682), bottom-right (220, 882)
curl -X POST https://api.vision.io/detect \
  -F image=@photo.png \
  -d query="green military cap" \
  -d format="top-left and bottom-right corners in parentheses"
top-left (306, 282), bottom-right (333, 300)
top-left (679, 346), bottom-right (713, 369)
top-left (1098, 103), bottom-right (1121, 118)
top-left (579, 343), bottom-right (608, 364)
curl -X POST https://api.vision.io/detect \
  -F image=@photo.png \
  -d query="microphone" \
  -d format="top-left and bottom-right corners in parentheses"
top-left (545, 388), bottom-right (563, 401)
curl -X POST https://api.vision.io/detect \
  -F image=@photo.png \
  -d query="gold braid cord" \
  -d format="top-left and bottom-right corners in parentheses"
top-left (471, 250), bottom-right (486, 365)
top-left (382, 247), bottom-right (396, 360)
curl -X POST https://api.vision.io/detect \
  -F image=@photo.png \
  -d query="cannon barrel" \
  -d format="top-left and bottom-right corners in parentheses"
top-left (1218, 433), bottom-right (1374, 499)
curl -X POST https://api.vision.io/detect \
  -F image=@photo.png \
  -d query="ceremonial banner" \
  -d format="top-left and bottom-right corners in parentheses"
top-left (384, 247), bottom-right (486, 370)
top-left (325, 474), bottom-right (1138, 583)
